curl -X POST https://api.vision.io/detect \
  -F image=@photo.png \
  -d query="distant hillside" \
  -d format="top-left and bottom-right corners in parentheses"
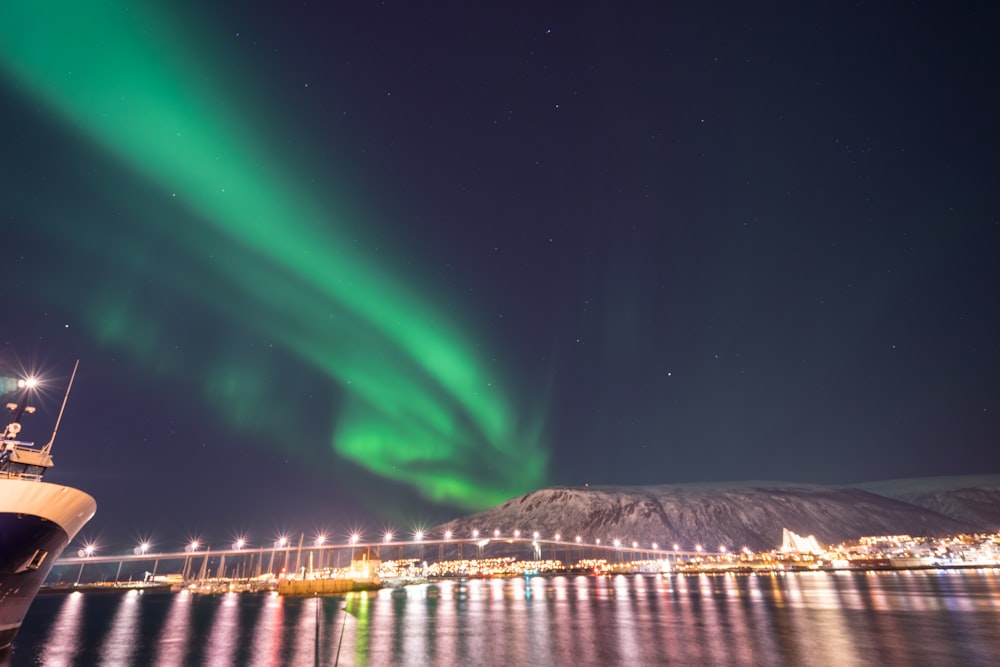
top-left (858, 475), bottom-right (1000, 530)
top-left (437, 478), bottom-right (994, 552)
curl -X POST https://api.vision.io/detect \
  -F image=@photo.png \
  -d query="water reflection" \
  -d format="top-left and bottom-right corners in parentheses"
top-left (203, 592), bottom-right (240, 665)
top-left (249, 593), bottom-right (284, 667)
top-left (153, 590), bottom-right (192, 666)
top-left (38, 591), bottom-right (84, 666)
top-left (9, 569), bottom-right (1000, 665)
top-left (97, 589), bottom-right (141, 665)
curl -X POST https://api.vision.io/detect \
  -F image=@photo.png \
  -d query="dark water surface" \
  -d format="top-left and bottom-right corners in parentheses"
top-left (4, 569), bottom-right (1000, 665)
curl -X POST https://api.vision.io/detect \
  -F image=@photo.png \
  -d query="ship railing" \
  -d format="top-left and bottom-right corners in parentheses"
top-left (0, 439), bottom-right (51, 481)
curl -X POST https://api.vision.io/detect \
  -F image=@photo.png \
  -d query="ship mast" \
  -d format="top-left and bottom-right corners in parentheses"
top-left (43, 359), bottom-right (79, 455)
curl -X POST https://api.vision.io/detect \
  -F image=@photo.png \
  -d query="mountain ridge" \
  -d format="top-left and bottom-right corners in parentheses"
top-left (437, 476), bottom-right (1000, 552)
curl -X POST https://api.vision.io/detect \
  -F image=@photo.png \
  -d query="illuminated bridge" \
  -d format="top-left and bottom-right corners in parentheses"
top-left (53, 534), bottom-right (716, 585)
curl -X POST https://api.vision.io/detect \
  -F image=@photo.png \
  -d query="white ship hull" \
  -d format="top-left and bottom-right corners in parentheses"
top-left (0, 479), bottom-right (95, 648)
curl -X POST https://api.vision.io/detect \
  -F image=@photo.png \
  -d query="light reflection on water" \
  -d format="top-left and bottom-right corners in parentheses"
top-left (5, 569), bottom-right (1000, 666)
top-left (36, 590), bottom-right (82, 667)
top-left (96, 589), bottom-right (141, 665)
top-left (153, 589), bottom-right (192, 666)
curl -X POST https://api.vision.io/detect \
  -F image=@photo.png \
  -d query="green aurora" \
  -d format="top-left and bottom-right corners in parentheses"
top-left (0, 1), bottom-right (547, 508)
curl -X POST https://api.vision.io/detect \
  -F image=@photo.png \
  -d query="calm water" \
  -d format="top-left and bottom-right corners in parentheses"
top-left (4, 569), bottom-right (1000, 665)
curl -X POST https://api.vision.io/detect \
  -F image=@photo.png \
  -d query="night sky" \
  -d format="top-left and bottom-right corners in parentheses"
top-left (2, 2), bottom-right (998, 550)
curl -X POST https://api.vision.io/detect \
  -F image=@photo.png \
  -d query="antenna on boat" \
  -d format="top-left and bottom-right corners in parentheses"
top-left (43, 359), bottom-right (79, 455)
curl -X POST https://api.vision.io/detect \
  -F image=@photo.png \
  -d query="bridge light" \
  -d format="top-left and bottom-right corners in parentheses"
top-left (383, 531), bottom-right (394, 543)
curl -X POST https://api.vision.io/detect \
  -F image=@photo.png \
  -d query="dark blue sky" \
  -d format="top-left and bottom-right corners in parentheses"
top-left (2, 1), bottom-right (998, 550)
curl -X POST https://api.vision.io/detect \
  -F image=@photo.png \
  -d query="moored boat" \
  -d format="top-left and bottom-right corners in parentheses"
top-left (0, 363), bottom-right (96, 649)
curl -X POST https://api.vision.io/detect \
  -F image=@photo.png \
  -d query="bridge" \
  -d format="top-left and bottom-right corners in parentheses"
top-left (53, 535), bottom-right (716, 585)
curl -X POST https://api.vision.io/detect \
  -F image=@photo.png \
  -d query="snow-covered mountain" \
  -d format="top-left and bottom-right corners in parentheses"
top-left (858, 475), bottom-right (1000, 530)
top-left (437, 479), bottom-right (992, 552)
